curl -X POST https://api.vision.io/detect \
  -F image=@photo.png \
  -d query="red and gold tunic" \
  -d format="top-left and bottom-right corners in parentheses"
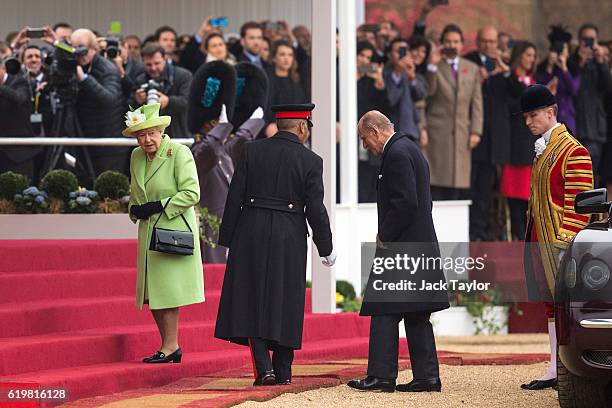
top-left (526, 123), bottom-right (593, 296)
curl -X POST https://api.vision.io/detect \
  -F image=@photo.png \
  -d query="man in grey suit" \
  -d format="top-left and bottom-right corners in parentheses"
top-left (383, 38), bottom-right (426, 142)
top-left (191, 106), bottom-right (265, 263)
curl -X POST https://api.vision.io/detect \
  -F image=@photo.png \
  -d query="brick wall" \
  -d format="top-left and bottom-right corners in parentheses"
top-left (366, 0), bottom-right (612, 54)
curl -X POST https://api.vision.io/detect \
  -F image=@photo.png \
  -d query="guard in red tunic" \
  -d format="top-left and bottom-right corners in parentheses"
top-left (520, 85), bottom-right (593, 390)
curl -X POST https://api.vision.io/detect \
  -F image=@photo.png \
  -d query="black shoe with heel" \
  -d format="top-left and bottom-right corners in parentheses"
top-left (142, 348), bottom-right (182, 364)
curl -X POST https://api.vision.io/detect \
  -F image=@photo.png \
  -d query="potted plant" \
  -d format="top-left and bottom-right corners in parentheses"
top-left (0, 171), bottom-right (28, 213)
top-left (93, 171), bottom-right (130, 213)
top-left (199, 207), bottom-right (221, 250)
top-left (40, 169), bottom-right (79, 213)
top-left (431, 287), bottom-right (509, 336)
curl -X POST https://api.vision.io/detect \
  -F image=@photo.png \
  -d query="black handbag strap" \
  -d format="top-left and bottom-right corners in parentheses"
top-left (152, 197), bottom-right (192, 233)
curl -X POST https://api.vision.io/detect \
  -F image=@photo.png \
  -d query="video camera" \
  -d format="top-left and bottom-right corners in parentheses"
top-left (100, 37), bottom-right (120, 59)
top-left (139, 79), bottom-right (164, 105)
top-left (43, 41), bottom-right (88, 102)
top-left (2, 56), bottom-right (21, 75)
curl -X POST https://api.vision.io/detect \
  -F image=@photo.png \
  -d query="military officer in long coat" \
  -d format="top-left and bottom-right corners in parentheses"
top-left (215, 104), bottom-right (336, 386)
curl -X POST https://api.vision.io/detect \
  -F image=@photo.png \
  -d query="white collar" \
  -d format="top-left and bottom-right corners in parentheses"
top-left (2, 73), bottom-right (7, 84)
top-left (542, 122), bottom-right (561, 143)
top-left (382, 132), bottom-right (395, 152)
top-left (446, 57), bottom-right (460, 66)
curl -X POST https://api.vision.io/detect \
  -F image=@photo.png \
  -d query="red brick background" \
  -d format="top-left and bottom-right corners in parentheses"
top-left (366, 0), bottom-right (612, 54)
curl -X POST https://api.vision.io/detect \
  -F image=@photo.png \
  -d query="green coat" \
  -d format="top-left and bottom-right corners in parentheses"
top-left (129, 135), bottom-right (204, 310)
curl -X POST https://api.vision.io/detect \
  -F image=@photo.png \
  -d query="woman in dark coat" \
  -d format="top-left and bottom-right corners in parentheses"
top-left (500, 41), bottom-right (538, 240)
top-left (263, 40), bottom-right (308, 136)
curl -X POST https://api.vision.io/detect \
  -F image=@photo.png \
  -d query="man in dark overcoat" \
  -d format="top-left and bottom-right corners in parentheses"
top-left (215, 104), bottom-right (336, 386)
top-left (348, 110), bottom-right (449, 393)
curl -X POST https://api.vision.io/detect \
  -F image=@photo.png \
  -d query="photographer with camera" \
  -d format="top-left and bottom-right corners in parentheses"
top-left (567, 23), bottom-right (612, 172)
top-left (101, 36), bottom-right (145, 104)
top-left (383, 38), bottom-right (425, 144)
top-left (0, 55), bottom-right (39, 180)
top-left (356, 41), bottom-right (386, 203)
top-left (68, 28), bottom-right (127, 176)
top-left (131, 44), bottom-right (192, 138)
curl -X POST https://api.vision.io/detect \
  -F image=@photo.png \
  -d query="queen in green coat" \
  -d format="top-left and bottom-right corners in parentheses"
top-left (125, 103), bottom-right (204, 364)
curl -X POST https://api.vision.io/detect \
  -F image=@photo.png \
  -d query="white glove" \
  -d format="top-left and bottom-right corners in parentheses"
top-left (250, 106), bottom-right (264, 120)
top-left (219, 104), bottom-right (228, 123)
top-left (322, 249), bottom-right (337, 267)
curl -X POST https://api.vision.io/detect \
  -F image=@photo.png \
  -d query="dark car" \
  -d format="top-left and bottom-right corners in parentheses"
top-left (555, 188), bottom-right (612, 408)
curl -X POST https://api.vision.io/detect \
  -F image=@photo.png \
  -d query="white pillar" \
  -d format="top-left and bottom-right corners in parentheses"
top-left (310, 0), bottom-right (337, 313)
top-left (338, 0), bottom-right (358, 205)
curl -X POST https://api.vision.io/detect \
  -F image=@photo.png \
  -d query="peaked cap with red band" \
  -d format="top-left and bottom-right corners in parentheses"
top-left (272, 103), bottom-right (315, 121)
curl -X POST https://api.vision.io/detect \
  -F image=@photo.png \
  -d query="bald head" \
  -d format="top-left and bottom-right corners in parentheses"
top-left (70, 28), bottom-right (98, 66)
top-left (476, 26), bottom-right (498, 57)
top-left (71, 28), bottom-right (98, 50)
top-left (359, 110), bottom-right (393, 132)
top-left (358, 111), bottom-right (394, 157)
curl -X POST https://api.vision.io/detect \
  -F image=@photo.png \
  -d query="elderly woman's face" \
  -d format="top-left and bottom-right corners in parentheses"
top-left (136, 127), bottom-right (163, 155)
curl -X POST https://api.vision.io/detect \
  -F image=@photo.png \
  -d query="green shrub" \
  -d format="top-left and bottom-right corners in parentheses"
top-left (94, 171), bottom-right (130, 199)
top-left (336, 280), bottom-right (356, 301)
top-left (40, 170), bottom-right (78, 199)
top-left (0, 172), bottom-right (29, 200)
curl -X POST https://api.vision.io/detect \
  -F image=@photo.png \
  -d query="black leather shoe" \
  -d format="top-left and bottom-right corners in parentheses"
top-left (347, 376), bottom-right (396, 392)
top-left (520, 379), bottom-right (557, 390)
top-left (396, 378), bottom-right (442, 392)
top-left (253, 370), bottom-right (276, 386)
top-left (276, 378), bottom-right (292, 385)
top-left (142, 348), bottom-right (182, 364)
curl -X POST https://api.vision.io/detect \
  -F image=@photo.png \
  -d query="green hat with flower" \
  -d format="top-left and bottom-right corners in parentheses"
top-left (122, 103), bottom-right (171, 137)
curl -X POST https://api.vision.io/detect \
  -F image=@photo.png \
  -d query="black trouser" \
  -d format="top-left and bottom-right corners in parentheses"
top-left (367, 312), bottom-right (439, 381)
top-left (249, 337), bottom-right (294, 381)
top-left (430, 186), bottom-right (469, 201)
top-left (470, 160), bottom-right (496, 240)
top-left (508, 198), bottom-right (528, 240)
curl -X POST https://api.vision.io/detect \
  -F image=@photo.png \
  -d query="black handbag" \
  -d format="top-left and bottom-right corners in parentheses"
top-left (149, 198), bottom-right (195, 256)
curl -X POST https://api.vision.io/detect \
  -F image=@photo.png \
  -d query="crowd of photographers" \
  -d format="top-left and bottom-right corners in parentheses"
top-left (1, 11), bottom-right (612, 241)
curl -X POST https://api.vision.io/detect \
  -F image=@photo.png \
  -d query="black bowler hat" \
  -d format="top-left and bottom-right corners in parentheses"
top-left (272, 103), bottom-right (315, 127)
top-left (187, 60), bottom-right (236, 134)
top-left (518, 84), bottom-right (556, 114)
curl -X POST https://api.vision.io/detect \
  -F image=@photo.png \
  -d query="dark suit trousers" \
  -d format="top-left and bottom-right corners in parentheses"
top-left (249, 337), bottom-right (294, 381)
top-left (367, 313), bottom-right (439, 380)
top-left (469, 160), bottom-right (496, 240)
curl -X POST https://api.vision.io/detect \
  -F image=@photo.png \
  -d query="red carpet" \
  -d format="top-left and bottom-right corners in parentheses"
top-left (0, 240), bottom-right (545, 406)
top-left (0, 240), bottom-right (373, 406)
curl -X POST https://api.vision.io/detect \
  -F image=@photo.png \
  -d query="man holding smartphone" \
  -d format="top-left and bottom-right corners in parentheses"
top-left (567, 23), bottom-right (611, 173)
top-left (382, 38), bottom-right (425, 145)
top-left (424, 24), bottom-right (483, 201)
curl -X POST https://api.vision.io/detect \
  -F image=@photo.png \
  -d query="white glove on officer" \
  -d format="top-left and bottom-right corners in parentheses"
top-left (219, 104), bottom-right (229, 123)
top-left (322, 249), bottom-right (337, 267)
top-left (250, 106), bottom-right (264, 120)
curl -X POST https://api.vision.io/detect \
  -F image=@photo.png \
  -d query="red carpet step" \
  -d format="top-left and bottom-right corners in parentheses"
top-left (0, 240), bottom-right (366, 406)
top-left (0, 240), bottom-right (545, 406)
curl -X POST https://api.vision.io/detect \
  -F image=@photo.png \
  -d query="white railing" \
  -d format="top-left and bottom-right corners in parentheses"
top-left (0, 138), bottom-right (194, 146)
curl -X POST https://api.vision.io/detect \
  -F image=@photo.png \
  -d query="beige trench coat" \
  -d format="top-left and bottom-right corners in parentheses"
top-left (423, 58), bottom-right (483, 189)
